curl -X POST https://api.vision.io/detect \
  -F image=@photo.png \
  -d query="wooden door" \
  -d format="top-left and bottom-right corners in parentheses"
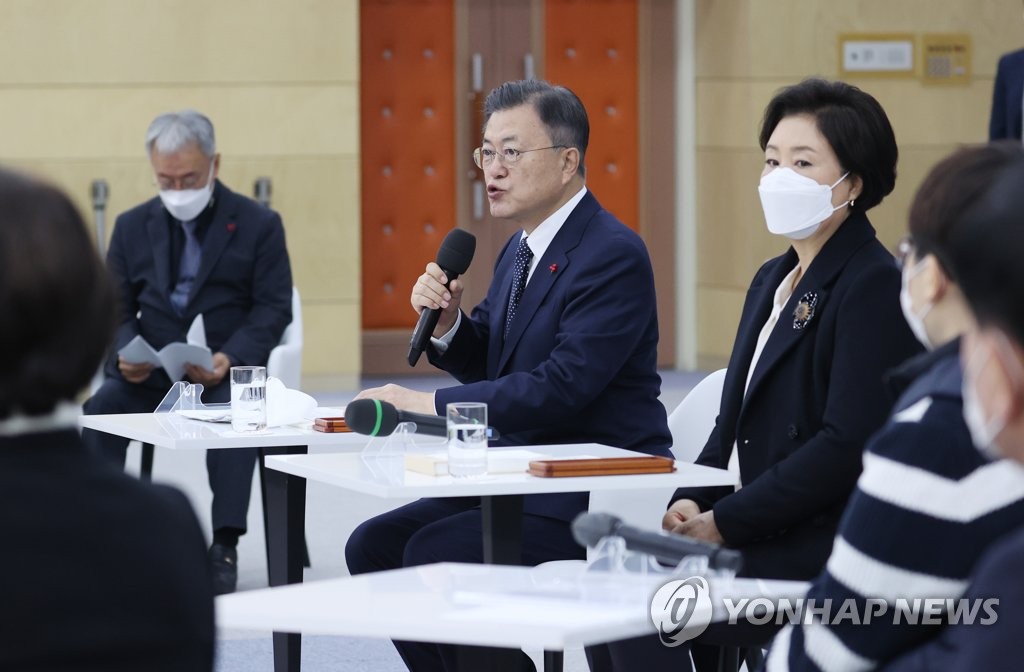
top-left (361, 0), bottom-right (675, 374)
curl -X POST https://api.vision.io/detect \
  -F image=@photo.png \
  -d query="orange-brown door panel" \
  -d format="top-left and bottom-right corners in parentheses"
top-left (361, 0), bottom-right (456, 329)
top-left (545, 0), bottom-right (638, 230)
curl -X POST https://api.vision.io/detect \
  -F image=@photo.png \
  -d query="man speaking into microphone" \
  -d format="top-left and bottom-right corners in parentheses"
top-left (346, 79), bottom-right (671, 671)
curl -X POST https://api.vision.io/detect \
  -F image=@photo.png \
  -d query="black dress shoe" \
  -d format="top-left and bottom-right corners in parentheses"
top-left (209, 542), bottom-right (238, 595)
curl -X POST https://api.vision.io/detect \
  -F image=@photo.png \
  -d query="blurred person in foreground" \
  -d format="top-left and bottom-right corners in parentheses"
top-left (0, 167), bottom-right (214, 671)
top-left (877, 142), bottom-right (1024, 671)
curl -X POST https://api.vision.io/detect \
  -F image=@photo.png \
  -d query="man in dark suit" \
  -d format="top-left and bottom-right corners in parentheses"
top-left (990, 47), bottom-right (1024, 141)
top-left (346, 79), bottom-right (671, 671)
top-left (0, 166), bottom-right (213, 671)
top-left (82, 110), bottom-right (293, 594)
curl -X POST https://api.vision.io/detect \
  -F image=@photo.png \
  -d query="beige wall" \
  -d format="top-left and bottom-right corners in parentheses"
top-left (0, 0), bottom-right (360, 389)
top-left (693, 0), bottom-right (1018, 368)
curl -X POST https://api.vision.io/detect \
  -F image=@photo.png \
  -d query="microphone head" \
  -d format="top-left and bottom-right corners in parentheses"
top-left (436, 228), bottom-right (476, 275)
top-left (571, 512), bottom-right (621, 549)
top-left (344, 399), bottom-right (400, 437)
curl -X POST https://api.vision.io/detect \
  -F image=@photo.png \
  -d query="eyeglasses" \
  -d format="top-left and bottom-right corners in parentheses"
top-left (153, 162), bottom-right (214, 191)
top-left (895, 236), bottom-right (916, 270)
top-left (473, 145), bottom-right (567, 169)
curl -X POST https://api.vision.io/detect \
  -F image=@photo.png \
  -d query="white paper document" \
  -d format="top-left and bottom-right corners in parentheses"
top-left (118, 314), bottom-right (213, 382)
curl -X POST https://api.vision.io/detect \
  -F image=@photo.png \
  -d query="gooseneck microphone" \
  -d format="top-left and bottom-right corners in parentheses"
top-left (408, 228), bottom-right (476, 366)
top-left (571, 512), bottom-right (743, 573)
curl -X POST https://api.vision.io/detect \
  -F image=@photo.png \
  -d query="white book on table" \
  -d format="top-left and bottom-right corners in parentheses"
top-left (405, 449), bottom-right (552, 476)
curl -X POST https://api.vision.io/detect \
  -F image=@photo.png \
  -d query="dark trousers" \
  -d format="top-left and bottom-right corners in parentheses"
top-left (81, 376), bottom-right (258, 532)
top-left (586, 611), bottom-right (781, 672)
top-left (345, 497), bottom-right (586, 672)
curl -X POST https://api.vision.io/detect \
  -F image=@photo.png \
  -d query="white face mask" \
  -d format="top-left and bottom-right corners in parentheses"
top-left (758, 168), bottom-right (851, 240)
top-left (900, 256), bottom-right (934, 350)
top-left (962, 334), bottom-right (1022, 460)
top-left (159, 163), bottom-right (215, 222)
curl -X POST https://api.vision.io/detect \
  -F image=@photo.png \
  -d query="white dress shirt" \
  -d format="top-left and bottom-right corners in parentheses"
top-left (727, 264), bottom-right (802, 479)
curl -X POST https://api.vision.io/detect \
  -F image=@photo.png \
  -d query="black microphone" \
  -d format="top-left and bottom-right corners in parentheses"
top-left (408, 228), bottom-right (476, 366)
top-left (571, 512), bottom-right (743, 573)
top-left (344, 398), bottom-right (501, 440)
top-left (345, 399), bottom-right (448, 437)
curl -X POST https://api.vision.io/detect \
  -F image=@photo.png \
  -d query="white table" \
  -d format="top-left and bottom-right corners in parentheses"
top-left (78, 411), bottom-right (368, 587)
top-left (217, 562), bottom-right (809, 672)
top-left (265, 445), bottom-right (734, 566)
top-left (262, 446), bottom-right (736, 672)
top-left (79, 411), bottom-right (367, 451)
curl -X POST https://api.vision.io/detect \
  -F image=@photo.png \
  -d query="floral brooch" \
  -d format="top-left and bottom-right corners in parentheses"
top-left (792, 291), bottom-right (818, 330)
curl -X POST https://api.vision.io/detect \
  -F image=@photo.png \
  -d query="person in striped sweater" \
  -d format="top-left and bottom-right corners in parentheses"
top-left (765, 142), bottom-right (1024, 671)
top-left (876, 143), bottom-right (1024, 671)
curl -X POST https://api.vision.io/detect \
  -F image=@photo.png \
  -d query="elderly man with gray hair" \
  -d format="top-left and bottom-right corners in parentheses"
top-left (82, 110), bottom-right (293, 594)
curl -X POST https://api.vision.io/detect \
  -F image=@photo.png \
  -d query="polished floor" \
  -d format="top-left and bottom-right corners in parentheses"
top-left (133, 369), bottom-right (708, 671)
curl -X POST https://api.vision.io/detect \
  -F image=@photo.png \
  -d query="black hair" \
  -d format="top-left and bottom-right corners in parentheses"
top-left (759, 78), bottom-right (898, 212)
top-left (0, 167), bottom-right (116, 418)
top-left (909, 142), bottom-right (1024, 278)
top-left (483, 79), bottom-right (589, 177)
top-left (944, 143), bottom-right (1024, 346)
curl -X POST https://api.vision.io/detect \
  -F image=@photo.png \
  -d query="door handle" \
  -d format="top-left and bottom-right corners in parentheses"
top-left (523, 53), bottom-right (535, 80)
top-left (470, 53), bottom-right (486, 220)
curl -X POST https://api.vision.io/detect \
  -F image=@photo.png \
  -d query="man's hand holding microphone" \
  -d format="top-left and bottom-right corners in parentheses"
top-left (356, 228), bottom-right (476, 416)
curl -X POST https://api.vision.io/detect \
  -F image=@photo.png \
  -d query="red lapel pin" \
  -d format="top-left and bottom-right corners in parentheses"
top-left (227, 222), bottom-right (237, 232)
top-left (549, 263), bottom-right (558, 274)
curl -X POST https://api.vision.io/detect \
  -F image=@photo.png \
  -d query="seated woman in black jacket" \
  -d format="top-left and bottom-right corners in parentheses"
top-left (589, 78), bottom-right (922, 672)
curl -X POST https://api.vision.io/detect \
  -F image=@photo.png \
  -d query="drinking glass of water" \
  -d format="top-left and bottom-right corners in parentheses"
top-left (447, 402), bottom-right (488, 477)
top-left (230, 366), bottom-right (267, 433)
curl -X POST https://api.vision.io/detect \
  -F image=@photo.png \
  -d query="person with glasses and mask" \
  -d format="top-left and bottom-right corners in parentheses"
top-left (870, 143), bottom-right (1024, 672)
top-left (763, 142), bottom-right (1024, 672)
top-left (590, 78), bottom-right (922, 672)
top-left (82, 109), bottom-right (293, 595)
top-left (0, 167), bottom-right (214, 671)
top-left (346, 79), bottom-right (672, 672)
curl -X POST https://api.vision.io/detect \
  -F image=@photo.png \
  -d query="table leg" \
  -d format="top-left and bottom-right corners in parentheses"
top-left (456, 645), bottom-right (532, 672)
top-left (544, 650), bottom-right (564, 672)
top-left (480, 494), bottom-right (524, 565)
top-left (262, 446), bottom-right (307, 672)
top-left (259, 448), bottom-right (311, 577)
top-left (472, 494), bottom-right (527, 667)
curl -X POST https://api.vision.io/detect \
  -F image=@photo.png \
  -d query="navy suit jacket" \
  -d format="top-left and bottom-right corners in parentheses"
top-left (990, 48), bottom-right (1024, 141)
top-left (429, 190), bottom-right (672, 522)
top-left (671, 212), bottom-right (923, 580)
top-left (104, 181), bottom-right (293, 399)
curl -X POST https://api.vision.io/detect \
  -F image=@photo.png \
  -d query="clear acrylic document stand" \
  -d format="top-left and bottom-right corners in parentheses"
top-left (358, 421), bottom-right (448, 484)
top-left (153, 381), bottom-right (229, 415)
top-left (150, 381), bottom-right (232, 438)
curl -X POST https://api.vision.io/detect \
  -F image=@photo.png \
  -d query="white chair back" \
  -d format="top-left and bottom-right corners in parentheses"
top-left (267, 287), bottom-right (303, 390)
top-left (585, 368), bottom-right (728, 532)
top-left (667, 368), bottom-right (726, 463)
